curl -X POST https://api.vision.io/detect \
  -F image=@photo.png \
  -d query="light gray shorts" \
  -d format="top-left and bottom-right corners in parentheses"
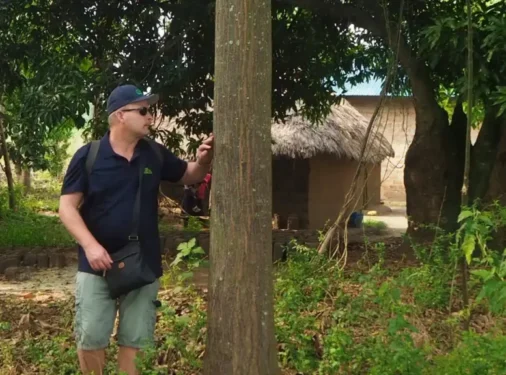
top-left (74, 272), bottom-right (160, 350)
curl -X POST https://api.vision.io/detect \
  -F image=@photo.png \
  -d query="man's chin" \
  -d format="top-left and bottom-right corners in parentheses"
top-left (137, 127), bottom-right (151, 137)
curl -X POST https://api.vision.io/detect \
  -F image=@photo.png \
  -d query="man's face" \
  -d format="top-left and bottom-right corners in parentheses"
top-left (117, 100), bottom-right (153, 137)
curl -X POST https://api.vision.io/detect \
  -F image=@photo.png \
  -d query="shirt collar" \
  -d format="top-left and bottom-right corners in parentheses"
top-left (100, 130), bottom-right (143, 161)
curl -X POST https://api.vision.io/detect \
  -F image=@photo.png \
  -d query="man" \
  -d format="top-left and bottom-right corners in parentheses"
top-left (58, 84), bottom-right (213, 375)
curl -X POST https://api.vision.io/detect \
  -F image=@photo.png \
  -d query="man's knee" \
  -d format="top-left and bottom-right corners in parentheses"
top-left (117, 279), bottom-right (160, 348)
top-left (75, 272), bottom-right (116, 350)
top-left (75, 313), bottom-right (115, 350)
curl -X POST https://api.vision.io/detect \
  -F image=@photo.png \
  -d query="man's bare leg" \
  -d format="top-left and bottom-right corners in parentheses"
top-left (78, 349), bottom-right (106, 375)
top-left (118, 346), bottom-right (140, 375)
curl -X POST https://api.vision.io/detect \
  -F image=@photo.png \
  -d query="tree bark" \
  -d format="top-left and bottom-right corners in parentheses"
top-left (0, 113), bottom-right (16, 210)
top-left (484, 120), bottom-right (506, 250)
top-left (15, 163), bottom-right (22, 182)
top-left (22, 168), bottom-right (31, 191)
top-left (404, 105), bottom-right (464, 237)
top-left (470, 107), bottom-right (506, 202)
top-left (204, 0), bottom-right (279, 374)
top-left (485, 121), bottom-right (506, 205)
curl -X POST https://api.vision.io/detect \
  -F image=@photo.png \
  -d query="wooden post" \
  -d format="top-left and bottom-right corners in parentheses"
top-left (204, 0), bottom-right (279, 373)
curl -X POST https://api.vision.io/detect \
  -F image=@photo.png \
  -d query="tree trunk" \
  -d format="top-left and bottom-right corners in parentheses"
top-left (0, 113), bottom-right (16, 210)
top-left (15, 163), bottom-right (22, 182)
top-left (22, 168), bottom-right (31, 191)
top-left (470, 107), bottom-right (506, 202)
top-left (404, 99), bottom-right (465, 239)
top-left (481, 116), bottom-right (506, 249)
top-left (485, 120), bottom-right (506, 204)
top-left (204, 0), bottom-right (279, 374)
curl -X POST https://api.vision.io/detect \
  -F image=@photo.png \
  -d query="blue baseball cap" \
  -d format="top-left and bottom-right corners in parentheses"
top-left (106, 84), bottom-right (159, 114)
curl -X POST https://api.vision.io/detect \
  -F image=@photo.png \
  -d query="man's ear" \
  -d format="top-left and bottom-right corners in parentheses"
top-left (115, 111), bottom-right (124, 123)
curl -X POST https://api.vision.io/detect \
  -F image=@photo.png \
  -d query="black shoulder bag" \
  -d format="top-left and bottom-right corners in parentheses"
top-left (86, 140), bottom-right (158, 299)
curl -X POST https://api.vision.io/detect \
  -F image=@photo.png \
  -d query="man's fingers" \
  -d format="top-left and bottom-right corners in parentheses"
top-left (105, 252), bottom-right (113, 264)
top-left (97, 259), bottom-right (109, 271)
top-left (90, 261), bottom-right (100, 272)
top-left (101, 257), bottom-right (112, 270)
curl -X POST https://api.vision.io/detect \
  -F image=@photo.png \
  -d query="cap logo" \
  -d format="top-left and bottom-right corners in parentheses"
top-left (135, 88), bottom-right (142, 96)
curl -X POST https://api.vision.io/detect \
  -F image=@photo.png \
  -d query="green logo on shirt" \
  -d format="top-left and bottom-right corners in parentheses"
top-left (144, 167), bottom-right (152, 175)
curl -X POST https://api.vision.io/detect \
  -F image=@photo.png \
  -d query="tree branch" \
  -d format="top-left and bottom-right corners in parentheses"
top-left (277, 0), bottom-right (440, 114)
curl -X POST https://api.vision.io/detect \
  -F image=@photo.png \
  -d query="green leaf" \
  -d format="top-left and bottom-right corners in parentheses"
top-left (181, 244), bottom-right (192, 256)
top-left (470, 269), bottom-right (493, 281)
top-left (171, 253), bottom-right (184, 267)
top-left (193, 246), bottom-right (205, 255)
top-left (462, 233), bottom-right (476, 264)
top-left (458, 210), bottom-right (473, 222)
top-left (187, 238), bottom-right (197, 249)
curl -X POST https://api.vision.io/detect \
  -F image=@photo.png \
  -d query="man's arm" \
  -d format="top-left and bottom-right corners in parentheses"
top-left (160, 134), bottom-right (214, 185)
top-left (180, 134), bottom-right (214, 184)
top-left (59, 145), bottom-right (112, 271)
top-left (180, 161), bottom-right (211, 186)
top-left (59, 193), bottom-right (112, 271)
top-left (59, 193), bottom-right (96, 249)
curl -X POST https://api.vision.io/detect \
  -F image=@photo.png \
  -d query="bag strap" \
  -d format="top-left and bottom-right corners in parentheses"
top-left (85, 140), bottom-right (101, 176)
top-left (128, 159), bottom-right (143, 240)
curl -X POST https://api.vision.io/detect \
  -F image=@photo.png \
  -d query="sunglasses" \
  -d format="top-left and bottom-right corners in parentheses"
top-left (122, 107), bottom-right (150, 116)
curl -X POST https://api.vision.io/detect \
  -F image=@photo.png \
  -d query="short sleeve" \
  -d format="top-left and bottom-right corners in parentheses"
top-left (61, 144), bottom-right (89, 195)
top-left (159, 145), bottom-right (188, 182)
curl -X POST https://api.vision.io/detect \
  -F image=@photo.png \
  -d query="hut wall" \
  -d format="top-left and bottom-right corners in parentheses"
top-left (307, 155), bottom-right (382, 230)
top-left (272, 157), bottom-right (310, 229)
top-left (365, 163), bottom-right (382, 207)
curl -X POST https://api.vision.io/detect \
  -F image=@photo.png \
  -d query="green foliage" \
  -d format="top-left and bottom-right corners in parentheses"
top-left (0, 210), bottom-right (73, 248)
top-left (418, 0), bottom-right (506, 124)
top-left (184, 216), bottom-right (205, 232)
top-left (428, 333), bottom-right (506, 375)
top-left (23, 336), bottom-right (80, 374)
top-left (171, 238), bottom-right (206, 269)
top-left (457, 203), bottom-right (506, 315)
top-left (0, 181), bottom-right (72, 248)
top-left (363, 219), bottom-right (388, 234)
top-left (156, 294), bottom-right (207, 372)
top-left (4, 231), bottom-right (506, 373)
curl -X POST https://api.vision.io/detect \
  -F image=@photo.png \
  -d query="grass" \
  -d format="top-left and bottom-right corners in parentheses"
top-left (0, 211), bottom-right (74, 249)
top-left (363, 219), bottom-right (388, 234)
top-left (0, 179), bottom-right (74, 249)
top-left (1, 238), bottom-right (506, 374)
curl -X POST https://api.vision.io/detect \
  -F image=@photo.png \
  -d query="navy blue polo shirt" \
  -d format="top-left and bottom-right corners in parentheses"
top-left (61, 132), bottom-right (187, 277)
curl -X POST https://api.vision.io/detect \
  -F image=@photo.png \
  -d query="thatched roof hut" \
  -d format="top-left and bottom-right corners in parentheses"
top-left (271, 100), bottom-right (394, 163)
top-left (271, 101), bottom-right (394, 230)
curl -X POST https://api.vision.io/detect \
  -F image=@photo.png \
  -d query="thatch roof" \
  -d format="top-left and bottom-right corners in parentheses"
top-left (271, 100), bottom-right (395, 163)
